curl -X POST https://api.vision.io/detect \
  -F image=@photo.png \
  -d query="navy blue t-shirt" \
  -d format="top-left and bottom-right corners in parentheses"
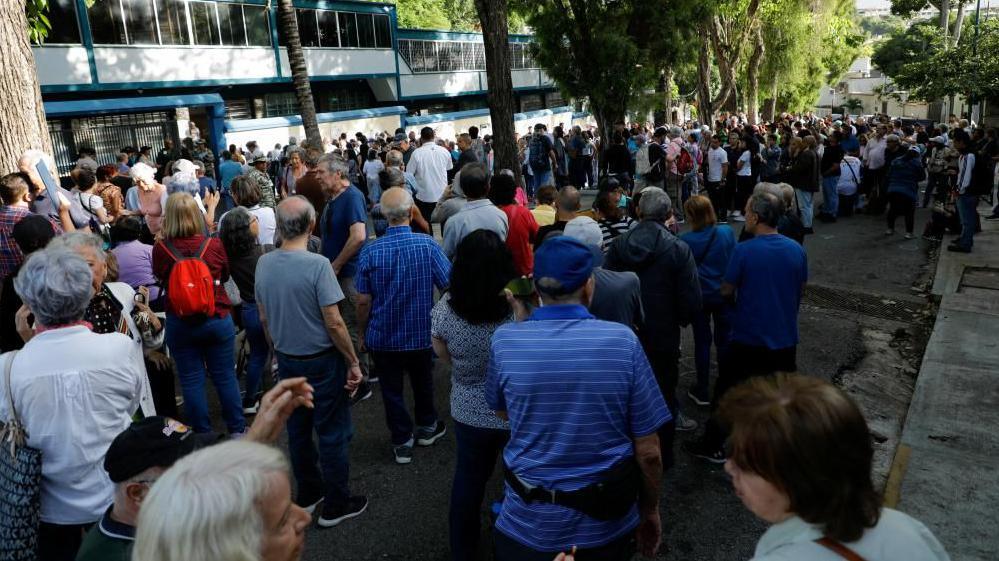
top-left (320, 185), bottom-right (368, 277)
top-left (724, 233), bottom-right (808, 349)
top-left (681, 224), bottom-right (737, 304)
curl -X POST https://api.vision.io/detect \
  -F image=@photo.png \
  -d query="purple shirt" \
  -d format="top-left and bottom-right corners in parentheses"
top-left (112, 240), bottom-right (160, 301)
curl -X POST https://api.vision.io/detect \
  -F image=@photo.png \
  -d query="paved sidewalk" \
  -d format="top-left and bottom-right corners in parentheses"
top-left (886, 207), bottom-right (999, 561)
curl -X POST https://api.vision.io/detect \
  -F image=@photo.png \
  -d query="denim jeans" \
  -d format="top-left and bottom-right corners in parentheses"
top-left (165, 313), bottom-right (245, 434)
top-left (241, 302), bottom-right (270, 401)
top-left (821, 175), bottom-right (839, 216)
top-left (795, 189), bottom-right (815, 228)
top-left (371, 349), bottom-right (437, 445)
top-left (640, 339), bottom-right (678, 470)
top-left (276, 349), bottom-right (353, 508)
top-left (336, 275), bottom-right (371, 378)
top-left (956, 193), bottom-right (979, 250)
top-left (450, 422), bottom-right (509, 561)
top-left (691, 300), bottom-right (731, 398)
top-left (530, 169), bottom-right (553, 198)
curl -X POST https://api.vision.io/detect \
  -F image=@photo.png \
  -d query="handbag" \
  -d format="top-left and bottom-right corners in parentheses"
top-left (0, 351), bottom-right (43, 561)
top-left (815, 537), bottom-right (869, 561)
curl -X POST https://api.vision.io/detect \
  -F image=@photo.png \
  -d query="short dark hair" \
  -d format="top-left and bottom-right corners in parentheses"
top-left (97, 164), bottom-right (117, 182)
top-left (488, 173), bottom-right (517, 206)
top-left (230, 176), bottom-right (261, 207)
top-left (469, 126), bottom-right (479, 139)
top-left (76, 169), bottom-right (97, 192)
top-left (111, 215), bottom-right (143, 243)
top-left (536, 184), bottom-right (556, 205)
top-left (420, 126), bottom-right (434, 141)
top-left (0, 173), bottom-right (30, 205)
top-left (448, 230), bottom-right (516, 324)
top-left (459, 163), bottom-right (489, 199)
top-left (378, 167), bottom-right (406, 189)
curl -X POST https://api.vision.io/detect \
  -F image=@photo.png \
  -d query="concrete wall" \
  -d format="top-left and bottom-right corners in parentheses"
top-left (278, 48), bottom-right (396, 78)
top-left (225, 113), bottom-right (404, 150)
top-left (93, 46), bottom-right (278, 83)
top-left (399, 72), bottom-right (482, 98)
top-left (33, 46), bottom-right (92, 86)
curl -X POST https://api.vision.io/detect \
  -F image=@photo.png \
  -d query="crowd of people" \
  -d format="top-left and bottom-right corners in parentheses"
top-left (1, 108), bottom-right (984, 561)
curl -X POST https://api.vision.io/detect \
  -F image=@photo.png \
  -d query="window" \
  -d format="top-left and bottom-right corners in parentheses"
top-left (338, 12), bottom-right (358, 48)
top-left (218, 3), bottom-right (243, 46)
top-left (399, 39), bottom-right (538, 73)
top-left (325, 85), bottom-right (373, 112)
top-left (546, 91), bottom-right (564, 108)
top-left (520, 94), bottom-right (543, 112)
top-left (224, 99), bottom-right (253, 120)
top-left (356, 13), bottom-right (375, 48)
top-left (296, 9), bottom-right (319, 47)
top-left (87, 0), bottom-right (125, 44)
top-left (158, 0), bottom-right (190, 45)
top-left (44, 0), bottom-right (81, 43)
top-left (243, 5), bottom-right (270, 46)
top-left (374, 14), bottom-right (391, 48)
top-left (264, 93), bottom-right (299, 118)
top-left (121, 0), bottom-right (158, 44)
top-left (318, 10), bottom-right (339, 48)
top-left (189, 2), bottom-right (220, 45)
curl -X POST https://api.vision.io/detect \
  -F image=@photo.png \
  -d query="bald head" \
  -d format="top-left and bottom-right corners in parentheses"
top-left (380, 187), bottom-right (413, 225)
top-left (276, 195), bottom-right (316, 241)
top-left (555, 186), bottom-right (581, 219)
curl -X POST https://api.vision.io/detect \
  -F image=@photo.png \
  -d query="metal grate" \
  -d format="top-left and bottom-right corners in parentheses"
top-left (803, 284), bottom-right (927, 323)
top-left (47, 111), bottom-right (178, 175)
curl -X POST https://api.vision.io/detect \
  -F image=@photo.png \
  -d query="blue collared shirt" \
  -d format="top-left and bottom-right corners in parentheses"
top-left (355, 225), bottom-right (450, 351)
top-left (485, 304), bottom-right (671, 551)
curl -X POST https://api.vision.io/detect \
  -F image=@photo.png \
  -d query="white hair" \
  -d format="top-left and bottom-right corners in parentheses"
top-left (165, 160), bottom-right (201, 197)
top-left (47, 231), bottom-right (106, 262)
top-left (130, 162), bottom-right (157, 185)
top-left (19, 149), bottom-right (57, 177)
top-left (133, 441), bottom-right (289, 561)
top-left (13, 248), bottom-right (93, 327)
top-left (381, 188), bottom-right (414, 223)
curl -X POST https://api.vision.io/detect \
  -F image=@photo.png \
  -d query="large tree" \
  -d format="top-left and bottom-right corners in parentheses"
top-left (2, 0), bottom-right (52, 172)
top-left (277, 0), bottom-right (322, 147)
top-left (474, 0), bottom-right (522, 187)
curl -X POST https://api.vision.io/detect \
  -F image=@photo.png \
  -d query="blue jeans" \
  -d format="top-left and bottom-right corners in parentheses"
top-left (691, 300), bottom-right (730, 398)
top-left (530, 169), bottom-right (553, 197)
top-left (956, 193), bottom-right (979, 250)
top-left (371, 349), bottom-right (437, 445)
top-left (450, 422), bottom-right (509, 561)
top-left (795, 189), bottom-right (815, 228)
top-left (276, 349), bottom-right (353, 508)
top-left (821, 175), bottom-right (839, 216)
top-left (165, 314), bottom-right (245, 434)
top-left (241, 303), bottom-right (269, 401)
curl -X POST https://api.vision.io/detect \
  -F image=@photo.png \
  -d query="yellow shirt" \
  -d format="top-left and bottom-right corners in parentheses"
top-left (531, 204), bottom-right (556, 226)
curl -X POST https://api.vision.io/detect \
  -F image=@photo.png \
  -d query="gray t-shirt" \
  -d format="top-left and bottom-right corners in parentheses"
top-left (254, 249), bottom-right (344, 355)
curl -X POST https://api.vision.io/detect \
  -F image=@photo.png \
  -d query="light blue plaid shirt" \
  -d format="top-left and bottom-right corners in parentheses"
top-left (356, 226), bottom-right (451, 351)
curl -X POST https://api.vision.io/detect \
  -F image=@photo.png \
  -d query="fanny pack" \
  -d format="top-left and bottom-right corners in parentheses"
top-left (503, 458), bottom-right (640, 521)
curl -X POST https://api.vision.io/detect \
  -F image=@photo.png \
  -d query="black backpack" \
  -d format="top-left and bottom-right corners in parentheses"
top-left (968, 150), bottom-right (995, 196)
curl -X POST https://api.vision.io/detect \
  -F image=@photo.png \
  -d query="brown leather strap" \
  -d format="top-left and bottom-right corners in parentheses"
top-left (815, 537), bottom-right (868, 561)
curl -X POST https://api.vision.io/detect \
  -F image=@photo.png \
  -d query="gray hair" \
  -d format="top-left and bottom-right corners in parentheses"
top-left (748, 192), bottom-right (783, 227)
top-left (381, 188), bottom-right (414, 223)
top-left (669, 126), bottom-right (683, 139)
top-left (275, 195), bottom-right (316, 240)
top-left (885, 134), bottom-right (900, 143)
top-left (14, 248), bottom-right (94, 327)
top-left (318, 153), bottom-right (349, 177)
top-left (131, 162), bottom-right (157, 185)
top-left (753, 182), bottom-right (784, 200)
top-left (46, 231), bottom-right (107, 262)
top-left (19, 149), bottom-right (57, 178)
top-left (133, 441), bottom-right (289, 561)
top-left (385, 149), bottom-right (404, 169)
top-left (638, 187), bottom-right (672, 222)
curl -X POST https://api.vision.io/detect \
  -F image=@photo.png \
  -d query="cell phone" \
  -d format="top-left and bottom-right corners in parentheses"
top-left (36, 160), bottom-right (62, 209)
top-left (134, 292), bottom-right (147, 305)
top-left (505, 277), bottom-right (534, 297)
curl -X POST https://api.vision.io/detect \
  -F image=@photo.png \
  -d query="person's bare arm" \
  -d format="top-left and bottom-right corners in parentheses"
top-left (432, 336), bottom-right (451, 365)
top-left (332, 222), bottom-right (366, 275)
top-left (246, 378), bottom-right (314, 444)
top-left (355, 292), bottom-right (372, 353)
top-left (321, 303), bottom-right (363, 392)
top-left (720, 281), bottom-right (736, 302)
top-left (634, 433), bottom-right (663, 558)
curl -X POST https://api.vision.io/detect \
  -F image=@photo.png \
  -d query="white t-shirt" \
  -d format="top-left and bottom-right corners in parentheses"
top-left (837, 156), bottom-right (861, 195)
top-left (363, 159), bottom-right (385, 188)
top-left (407, 142), bottom-right (454, 203)
top-left (737, 150), bottom-right (753, 177)
top-left (707, 147), bottom-right (729, 182)
top-left (219, 205), bottom-right (276, 247)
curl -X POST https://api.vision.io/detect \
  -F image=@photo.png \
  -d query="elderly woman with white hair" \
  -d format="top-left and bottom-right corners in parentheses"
top-left (130, 162), bottom-right (167, 236)
top-left (2, 248), bottom-right (145, 561)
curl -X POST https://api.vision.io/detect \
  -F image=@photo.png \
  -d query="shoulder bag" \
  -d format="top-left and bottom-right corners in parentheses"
top-left (0, 351), bottom-right (43, 561)
top-left (815, 537), bottom-right (869, 561)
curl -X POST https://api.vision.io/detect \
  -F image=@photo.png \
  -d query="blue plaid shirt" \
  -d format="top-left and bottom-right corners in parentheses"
top-left (355, 226), bottom-right (451, 351)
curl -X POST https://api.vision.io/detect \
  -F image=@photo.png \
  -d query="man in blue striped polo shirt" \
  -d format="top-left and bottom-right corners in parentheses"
top-left (486, 236), bottom-right (671, 561)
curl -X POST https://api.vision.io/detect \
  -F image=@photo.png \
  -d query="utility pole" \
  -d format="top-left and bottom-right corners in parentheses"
top-left (970, 0), bottom-right (983, 123)
top-left (940, 0), bottom-right (950, 119)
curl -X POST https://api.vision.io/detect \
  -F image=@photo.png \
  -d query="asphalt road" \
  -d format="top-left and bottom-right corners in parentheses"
top-left (201, 201), bottom-right (937, 561)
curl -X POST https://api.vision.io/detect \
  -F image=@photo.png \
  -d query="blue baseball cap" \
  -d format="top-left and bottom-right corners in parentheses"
top-left (533, 236), bottom-right (595, 295)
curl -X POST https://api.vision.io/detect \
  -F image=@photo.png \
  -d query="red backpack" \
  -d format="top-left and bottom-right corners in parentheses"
top-left (677, 146), bottom-right (695, 175)
top-left (159, 238), bottom-right (216, 317)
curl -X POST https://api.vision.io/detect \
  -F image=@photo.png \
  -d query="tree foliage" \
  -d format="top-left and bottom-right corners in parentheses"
top-left (25, 0), bottom-right (94, 44)
top-left (871, 20), bottom-right (940, 77)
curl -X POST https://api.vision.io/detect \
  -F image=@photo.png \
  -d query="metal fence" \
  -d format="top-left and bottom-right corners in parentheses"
top-left (47, 111), bottom-right (179, 175)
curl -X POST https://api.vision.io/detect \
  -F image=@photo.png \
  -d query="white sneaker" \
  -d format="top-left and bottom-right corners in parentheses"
top-left (730, 211), bottom-right (746, 223)
top-left (676, 413), bottom-right (699, 432)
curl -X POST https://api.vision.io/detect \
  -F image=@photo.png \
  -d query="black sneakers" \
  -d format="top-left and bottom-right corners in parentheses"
top-left (415, 422), bottom-right (447, 446)
top-left (317, 496), bottom-right (368, 528)
top-left (350, 381), bottom-right (373, 406)
top-left (393, 443), bottom-right (413, 465)
top-left (681, 440), bottom-right (727, 464)
top-left (296, 495), bottom-right (323, 515)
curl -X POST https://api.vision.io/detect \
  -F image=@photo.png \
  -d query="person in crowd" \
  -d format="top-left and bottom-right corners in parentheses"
top-left (247, 155), bottom-right (277, 209)
top-left (284, 148), bottom-right (325, 235)
top-left (680, 195), bottom-right (736, 407)
top-left (0, 172), bottom-right (65, 283)
top-left (116, 153), bottom-right (131, 175)
top-left (219, 206), bottom-right (270, 414)
top-left (817, 132), bottom-right (844, 222)
top-left (561, 216), bottom-right (645, 330)
top-left (408, 126), bottom-right (454, 220)
top-left (432, 168), bottom-right (468, 227)
top-left (130, 162), bottom-right (168, 237)
top-left (949, 130), bottom-right (980, 253)
top-left (254, 195), bottom-right (367, 527)
top-left (761, 134), bottom-right (782, 182)
top-left (3, 248), bottom-right (145, 561)
top-left (593, 189), bottom-right (635, 250)
top-left (363, 149), bottom-right (386, 201)
top-left (787, 135), bottom-right (820, 233)
top-left (193, 159), bottom-right (216, 198)
top-left (431, 230), bottom-right (515, 561)
top-left (605, 187), bottom-right (701, 466)
top-left (95, 165), bottom-right (128, 221)
top-left (684, 192), bottom-right (807, 463)
top-left (486, 236), bottom-right (670, 561)
top-left (16, 150), bottom-right (88, 232)
top-left (442, 163), bottom-right (508, 258)
top-left (884, 145), bottom-right (923, 239)
top-left (217, 150), bottom-right (244, 216)
top-left (720, 374), bottom-right (951, 561)
top-left (732, 137), bottom-right (754, 223)
top-left (777, 183), bottom-right (807, 245)
top-left (110, 216), bottom-right (160, 307)
top-left (455, 132), bottom-right (479, 174)
top-left (356, 187), bottom-right (451, 464)
top-left (837, 149), bottom-right (862, 218)
top-left (923, 136), bottom-right (954, 208)
top-left (489, 171), bottom-right (538, 276)
top-left (371, 168), bottom-right (430, 236)
top-left (228, 176), bottom-right (276, 247)
top-left (152, 193), bottom-right (246, 436)
top-left (526, 123), bottom-right (557, 198)
top-left (531, 184), bottom-right (557, 226)
top-left (535, 185), bottom-right (581, 249)
top-left (316, 154), bottom-right (372, 396)
top-left (1, 214), bottom-right (56, 352)
top-left (704, 134), bottom-right (730, 221)
top-left (724, 133), bottom-right (744, 220)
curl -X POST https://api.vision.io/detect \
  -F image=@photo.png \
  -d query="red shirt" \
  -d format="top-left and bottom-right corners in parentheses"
top-left (152, 235), bottom-right (231, 318)
top-left (501, 204), bottom-right (539, 276)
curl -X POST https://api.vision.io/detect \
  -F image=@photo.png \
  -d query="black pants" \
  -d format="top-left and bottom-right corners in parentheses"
top-left (705, 180), bottom-right (727, 218)
top-left (450, 422), bottom-right (509, 561)
top-left (735, 175), bottom-right (754, 214)
top-left (866, 167), bottom-right (888, 215)
top-left (415, 200), bottom-right (438, 232)
top-left (494, 529), bottom-right (636, 561)
top-left (886, 192), bottom-right (915, 234)
top-left (38, 521), bottom-right (93, 561)
top-left (146, 353), bottom-right (179, 418)
top-left (838, 193), bottom-right (857, 217)
top-left (642, 342), bottom-right (678, 470)
top-left (371, 349), bottom-right (438, 445)
top-left (702, 342), bottom-right (797, 450)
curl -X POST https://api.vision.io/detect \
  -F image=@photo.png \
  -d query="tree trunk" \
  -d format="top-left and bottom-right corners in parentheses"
top-left (0, 0), bottom-right (52, 172)
top-left (662, 68), bottom-right (674, 125)
top-left (952, 2), bottom-right (966, 46)
top-left (762, 75), bottom-right (778, 122)
top-left (745, 28), bottom-right (764, 125)
top-left (696, 32), bottom-right (714, 125)
top-left (939, 0), bottom-right (950, 42)
top-left (277, 0), bottom-right (321, 147)
top-left (475, 0), bottom-right (523, 189)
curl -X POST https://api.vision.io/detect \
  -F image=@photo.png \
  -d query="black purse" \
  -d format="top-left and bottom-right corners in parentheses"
top-left (0, 351), bottom-right (43, 561)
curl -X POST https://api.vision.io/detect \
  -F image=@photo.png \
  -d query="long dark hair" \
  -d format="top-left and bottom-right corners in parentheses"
top-left (219, 207), bottom-right (258, 259)
top-left (448, 230), bottom-right (516, 324)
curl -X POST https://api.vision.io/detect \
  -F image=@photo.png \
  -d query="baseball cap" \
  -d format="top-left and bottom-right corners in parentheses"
top-left (394, 132), bottom-right (407, 142)
top-left (252, 155), bottom-right (268, 164)
top-left (104, 416), bottom-right (222, 483)
top-left (533, 236), bottom-right (595, 295)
